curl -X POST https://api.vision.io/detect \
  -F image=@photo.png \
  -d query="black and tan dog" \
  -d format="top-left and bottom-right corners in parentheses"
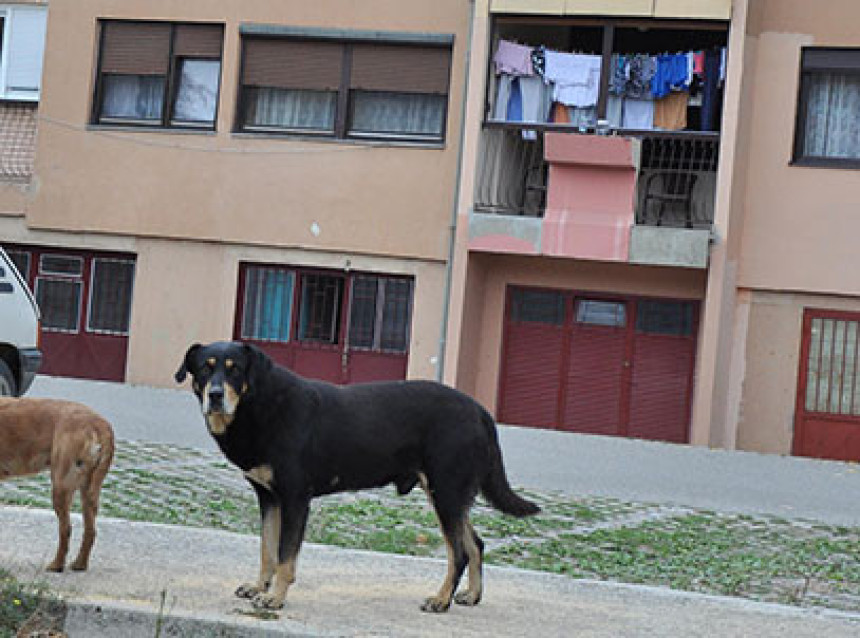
top-left (176, 341), bottom-right (539, 613)
top-left (0, 398), bottom-right (115, 572)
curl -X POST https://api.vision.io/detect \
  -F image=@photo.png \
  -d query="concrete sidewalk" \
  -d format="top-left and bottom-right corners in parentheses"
top-left (2, 507), bottom-right (859, 637)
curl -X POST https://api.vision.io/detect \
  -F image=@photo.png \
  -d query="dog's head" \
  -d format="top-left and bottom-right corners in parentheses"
top-left (175, 341), bottom-right (271, 436)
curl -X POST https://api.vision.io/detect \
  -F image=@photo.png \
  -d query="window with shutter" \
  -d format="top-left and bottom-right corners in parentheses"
top-left (238, 33), bottom-right (452, 142)
top-left (94, 20), bottom-right (224, 129)
top-left (0, 5), bottom-right (48, 100)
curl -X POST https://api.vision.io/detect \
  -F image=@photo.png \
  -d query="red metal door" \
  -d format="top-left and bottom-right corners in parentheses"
top-left (561, 299), bottom-right (629, 435)
top-left (235, 264), bottom-right (411, 384)
top-left (6, 246), bottom-right (134, 382)
top-left (498, 286), bottom-right (697, 443)
top-left (498, 288), bottom-right (566, 428)
top-left (794, 309), bottom-right (860, 461)
top-left (627, 301), bottom-right (698, 443)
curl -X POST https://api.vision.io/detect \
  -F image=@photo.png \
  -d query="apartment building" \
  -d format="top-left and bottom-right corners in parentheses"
top-left (441, 0), bottom-right (860, 462)
top-left (3, 0), bottom-right (859, 462)
top-left (1, 0), bottom-right (471, 386)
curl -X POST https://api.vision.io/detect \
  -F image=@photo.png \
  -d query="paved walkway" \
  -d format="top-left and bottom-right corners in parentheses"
top-left (2, 507), bottom-right (859, 637)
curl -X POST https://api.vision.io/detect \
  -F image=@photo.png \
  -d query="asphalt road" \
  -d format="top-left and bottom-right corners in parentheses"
top-left (28, 374), bottom-right (860, 525)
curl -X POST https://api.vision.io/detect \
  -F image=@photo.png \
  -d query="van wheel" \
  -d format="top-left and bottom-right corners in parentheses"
top-left (0, 359), bottom-right (16, 397)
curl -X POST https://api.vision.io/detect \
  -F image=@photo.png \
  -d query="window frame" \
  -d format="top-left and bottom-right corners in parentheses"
top-left (235, 27), bottom-right (454, 144)
top-left (792, 47), bottom-right (860, 169)
top-left (92, 19), bottom-right (224, 130)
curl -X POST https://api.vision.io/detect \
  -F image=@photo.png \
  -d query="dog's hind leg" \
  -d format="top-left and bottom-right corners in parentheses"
top-left (419, 474), bottom-right (476, 613)
top-left (70, 456), bottom-right (109, 570)
top-left (46, 463), bottom-right (76, 572)
top-left (454, 520), bottom-right (484, 607)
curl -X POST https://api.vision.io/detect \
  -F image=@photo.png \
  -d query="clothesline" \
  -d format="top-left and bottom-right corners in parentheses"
top-left (491, 38), bottom-right (727, 134)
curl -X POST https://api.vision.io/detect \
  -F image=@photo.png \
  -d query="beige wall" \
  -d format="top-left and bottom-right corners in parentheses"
top-left (455, 252), bottom-right (707, 413)
top-left (28, 0), bottom-right (469, 262)
top-left (737, 0), bottom-right (860, 294)
top-left (736, 290), bottom-right (860, 454)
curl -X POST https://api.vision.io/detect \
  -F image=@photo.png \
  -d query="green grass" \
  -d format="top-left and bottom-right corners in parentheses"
top-left (0, 568), bottom-right (63, 638)
top-left (1, 439), bottom-right (859, 614)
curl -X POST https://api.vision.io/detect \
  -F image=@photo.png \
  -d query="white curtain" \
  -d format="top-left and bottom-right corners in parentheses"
top-left (350, 91), bottom-right (445, 137)
top-left (173, 60), bottom-right (220, 124)
top-left (246, 87), bottom-right (336, 131)
top-left (101, 75), bottom-right (164, 121)
top-left (804, 72), bottom-right (860, 159)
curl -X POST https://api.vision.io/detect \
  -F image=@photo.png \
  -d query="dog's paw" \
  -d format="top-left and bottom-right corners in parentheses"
top-left (235, 583), bottom-right (265, 599)
top-left (252, 592), bottom-right (285, 610)
top-left (420, 597), bottom-right (451, 613)
top-left (45, 562), bottom-right (64, 573)
top-left (454, 590), bottom-right (481, 606)
top-left (69, 560), bottom-right (89, 572)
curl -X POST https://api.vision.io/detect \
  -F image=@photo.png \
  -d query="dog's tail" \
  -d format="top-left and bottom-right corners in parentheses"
top-left (479, 410), bottom-right (540, 518)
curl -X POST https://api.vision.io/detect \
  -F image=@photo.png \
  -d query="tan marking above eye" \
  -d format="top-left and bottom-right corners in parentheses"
top-left (206, 357), bottom-right (216, 367)
top-left (226, 359), bottom-right (234, 369)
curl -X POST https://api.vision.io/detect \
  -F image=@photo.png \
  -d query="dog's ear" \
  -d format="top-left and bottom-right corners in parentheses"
top-left (242, 342), bottom-right (272, 390)
top-left (175, 343), bottom-right (201, 383)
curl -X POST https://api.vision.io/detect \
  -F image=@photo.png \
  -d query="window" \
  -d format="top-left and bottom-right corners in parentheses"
top-left (635, 300), bottom-right (694, 336)
top-left (238, 32), bottom-right (452, 142)
top-left (509, 288), bottom-right (565, 325)
top-left (0, 5), bottom-right (47, 101)
top-left (298, 273), bottom-right (344, 344)
top-left (576, 300), bottom-right (626, 327)
top-left (348, 276), bottom-right (413, 352)
top-left (94, 21), bottom-right (223, 128)
top-left (240, 266), bottom-right (295, 342)
top-left (88, 259), bottom-right (135, 334)
top-left (794, 48), bottom-right (860, 166)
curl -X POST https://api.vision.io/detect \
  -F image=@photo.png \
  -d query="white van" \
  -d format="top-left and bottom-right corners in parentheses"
top-left (0, 246), bottom-right (42, 396)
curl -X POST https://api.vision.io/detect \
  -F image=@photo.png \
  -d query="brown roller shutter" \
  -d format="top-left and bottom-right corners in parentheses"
top-left (350, 44), bottom-right (450, 94)
top-left (100, 21), bottom-right (171, 75)
top-left (242, 38), bottom-right (342, 90)
top-left (173, 24), bottom-right (224, 58)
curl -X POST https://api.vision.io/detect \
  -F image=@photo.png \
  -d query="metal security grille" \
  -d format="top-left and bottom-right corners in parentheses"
top-left (298, 274), bottom-right (344, 344)
top-left (241, 266), bottom-right (295, 342)
top-left (88, 258), bottom-right (135, 335)
top-left (803, 316), bottom-right (860, 415)
top-left (347, 276), bottom-right (413, 352)
top-left (35, 278), bottom-right (81, 332)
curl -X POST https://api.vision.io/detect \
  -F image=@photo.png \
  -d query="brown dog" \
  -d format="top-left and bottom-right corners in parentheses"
top-left (0, 398), bottom-right (114, 571)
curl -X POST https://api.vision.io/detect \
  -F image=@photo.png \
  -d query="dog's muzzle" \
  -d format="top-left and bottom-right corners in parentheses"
top-left (201, 383), bottom-right (238, 435)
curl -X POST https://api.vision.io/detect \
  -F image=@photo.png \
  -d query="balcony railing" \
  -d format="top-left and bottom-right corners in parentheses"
top-left (474, 122), bottom-right (720, 228)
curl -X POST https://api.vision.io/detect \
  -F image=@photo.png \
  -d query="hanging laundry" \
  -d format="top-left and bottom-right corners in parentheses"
top-left (652, 54), bottom-right (690, 99)
top-left (622, 98), bottom-right (654, 130)
top-left (700, 48), bottom-right (722, 131)
top-left (543, 50), bottom-right (602, 108)
top-left (653, 91), bottom-right (688, 130)
top-left (531, 45), bottom-right (546, 78)
top-left (493, 39), bottom-right (534, 76)
top-left (625, 54), bottom-right (657, 100)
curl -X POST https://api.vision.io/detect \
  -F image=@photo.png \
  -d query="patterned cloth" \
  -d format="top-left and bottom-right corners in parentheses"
top-left (0, 103), bottom-right (37, 181)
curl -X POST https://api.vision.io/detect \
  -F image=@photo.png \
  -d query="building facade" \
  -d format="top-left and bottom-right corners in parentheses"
top-left (3, 0), bottom-right (860, 462)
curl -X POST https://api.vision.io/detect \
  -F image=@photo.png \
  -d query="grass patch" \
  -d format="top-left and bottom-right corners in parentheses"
top-left (0, 568), bottom-right (64, 638)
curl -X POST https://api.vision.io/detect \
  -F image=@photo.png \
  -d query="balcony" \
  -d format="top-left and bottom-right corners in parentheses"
top-left (470, 124), bottom-right (718, 268)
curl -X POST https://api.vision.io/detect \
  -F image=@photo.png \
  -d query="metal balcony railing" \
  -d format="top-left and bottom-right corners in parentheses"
top-left (474, 122), bottom-right (720, 228)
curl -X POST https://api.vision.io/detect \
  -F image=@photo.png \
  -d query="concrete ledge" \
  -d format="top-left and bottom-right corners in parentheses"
top-left (629, 225), bottom-right (711, 268)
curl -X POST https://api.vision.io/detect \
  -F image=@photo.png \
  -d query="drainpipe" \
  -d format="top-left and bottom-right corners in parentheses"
top-left (436, 0), bottom-right (477, 382)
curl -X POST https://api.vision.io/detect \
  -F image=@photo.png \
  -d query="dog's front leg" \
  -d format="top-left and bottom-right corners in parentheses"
top-left (252, 495), bottom-right (310, 610)
top-left (236, 483), bottom-right (280, 599)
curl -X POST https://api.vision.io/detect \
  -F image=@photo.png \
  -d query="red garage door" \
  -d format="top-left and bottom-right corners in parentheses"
top-left (498, 287), bottom-right (698, 443)
top-left (794, 309), bottom-right (860, 461)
